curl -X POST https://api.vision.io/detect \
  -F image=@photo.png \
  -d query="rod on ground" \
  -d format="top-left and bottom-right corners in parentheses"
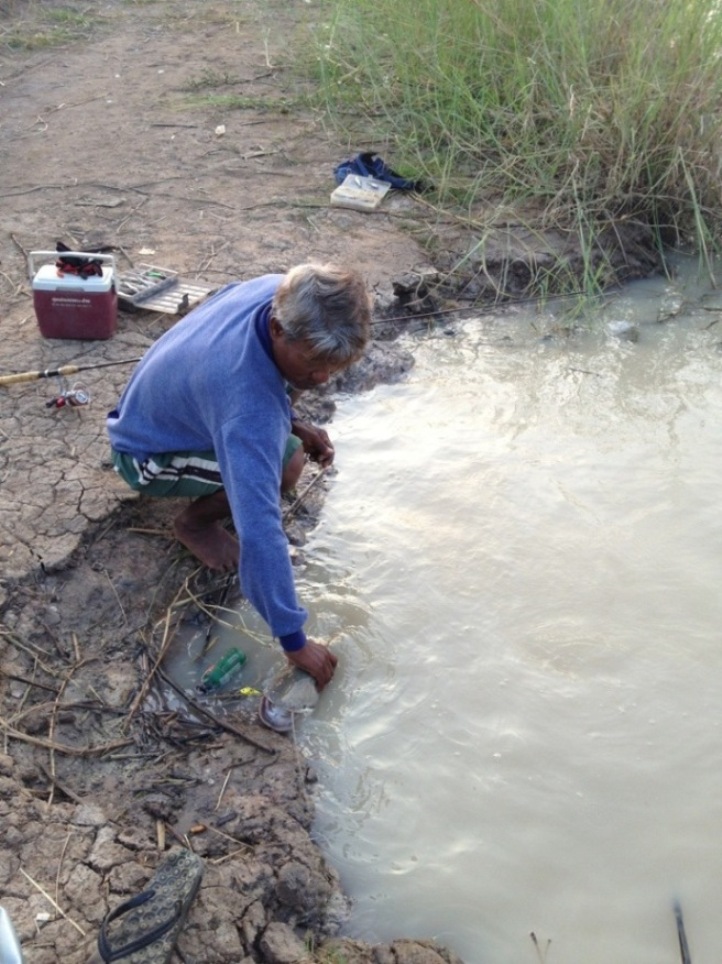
top-left (674, 899), bottom-right (692, 964)
top-left (0, 356), bottom-right (142, 387)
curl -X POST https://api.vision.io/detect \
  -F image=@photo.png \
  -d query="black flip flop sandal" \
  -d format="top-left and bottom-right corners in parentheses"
top-left (97, 848), bottom-right (204, 963)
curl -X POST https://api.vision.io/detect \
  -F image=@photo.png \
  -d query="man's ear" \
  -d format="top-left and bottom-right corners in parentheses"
top-left (269, 316), bottom-right (284, 340)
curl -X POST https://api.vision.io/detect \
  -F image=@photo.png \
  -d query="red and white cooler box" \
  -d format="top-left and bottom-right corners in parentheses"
top-left (30, 250), bottom-right (118, 340)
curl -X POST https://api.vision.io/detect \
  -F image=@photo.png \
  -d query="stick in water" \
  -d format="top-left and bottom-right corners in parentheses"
top-left (674, 899), bottom-right (692, 964)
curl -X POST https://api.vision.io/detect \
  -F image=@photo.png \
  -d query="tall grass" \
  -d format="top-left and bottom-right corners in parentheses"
top-left (313, 0), bottom-right (722, 287)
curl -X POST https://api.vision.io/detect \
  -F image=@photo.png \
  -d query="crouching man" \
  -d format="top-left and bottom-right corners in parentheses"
top-left (107, 263), bottom-right (371, 689)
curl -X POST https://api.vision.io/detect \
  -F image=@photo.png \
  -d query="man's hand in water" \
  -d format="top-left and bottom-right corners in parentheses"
top-left (291, 421), bottom-right (335, 468)
top-left (287, 638), bottom-right (338, 689)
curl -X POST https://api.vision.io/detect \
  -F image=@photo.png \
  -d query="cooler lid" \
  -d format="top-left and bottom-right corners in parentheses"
top-left (32, 264), bottom-right (114, 292)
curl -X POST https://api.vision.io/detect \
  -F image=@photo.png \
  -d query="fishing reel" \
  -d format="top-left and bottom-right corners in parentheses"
top-left (45, 381), bottom-right (91, 410)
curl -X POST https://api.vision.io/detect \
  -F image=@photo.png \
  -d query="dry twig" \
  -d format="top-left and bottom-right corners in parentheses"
top-left (124, 604), bottom-right (178, 730)
top-left (37, 764), bottom-right (84, 806)
top-left (19, 868), bottom-right (87, 936)
top-left (204, 823), bottom-right (253, 854)
top-left (0, 716), bottom-right (132, 757)
top-left (215, 769), bottom-right (233, 811)
top-left (47, 663), bottom-right (81, 806)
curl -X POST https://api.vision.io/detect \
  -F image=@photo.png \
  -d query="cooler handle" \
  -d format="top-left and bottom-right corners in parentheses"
top-left (28, 250), bottom-right (116, 281)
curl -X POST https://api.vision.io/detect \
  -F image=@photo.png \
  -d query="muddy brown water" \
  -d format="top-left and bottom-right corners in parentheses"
top-left (169, 254), bottom-right (722, 964)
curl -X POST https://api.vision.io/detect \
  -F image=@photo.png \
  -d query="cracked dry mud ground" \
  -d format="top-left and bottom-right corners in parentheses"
top-left (0, 1), bottom-right (465, 962)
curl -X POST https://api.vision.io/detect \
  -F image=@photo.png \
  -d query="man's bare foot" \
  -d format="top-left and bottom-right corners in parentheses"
top-left (174, 511), bottom-right (239, 571)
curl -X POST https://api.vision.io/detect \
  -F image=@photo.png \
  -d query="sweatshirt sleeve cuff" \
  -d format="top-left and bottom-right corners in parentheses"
top-left (279, 629), bottom-right (306, 652)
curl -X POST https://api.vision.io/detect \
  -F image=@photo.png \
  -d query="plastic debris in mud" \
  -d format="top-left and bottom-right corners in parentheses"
top-left (197, 647), bottom-right (246, 693)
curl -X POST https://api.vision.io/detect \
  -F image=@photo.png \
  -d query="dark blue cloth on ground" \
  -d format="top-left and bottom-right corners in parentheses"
top-left (333, 152), bottom-right (425, 191)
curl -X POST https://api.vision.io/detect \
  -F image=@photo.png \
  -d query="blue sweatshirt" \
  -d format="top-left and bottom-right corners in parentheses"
top-left (107, 274), bottom-right (307, 650)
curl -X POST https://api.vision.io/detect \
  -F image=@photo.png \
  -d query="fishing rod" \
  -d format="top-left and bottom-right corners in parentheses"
top-left (372, 287), bottom-right (609, 327)
top-left (0, 356), bottom-right (142, 388)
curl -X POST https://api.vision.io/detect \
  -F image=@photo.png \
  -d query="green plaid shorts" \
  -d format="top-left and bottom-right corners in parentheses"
top-left (111, 436), bottom-right (302, 498)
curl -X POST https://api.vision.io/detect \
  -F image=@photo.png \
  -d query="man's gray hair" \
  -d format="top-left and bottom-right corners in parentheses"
top-left (272, 263), bottom-right (371, 363)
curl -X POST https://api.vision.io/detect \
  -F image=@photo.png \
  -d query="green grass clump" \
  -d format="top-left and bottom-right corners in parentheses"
top-left (313, 0), bottom-right (722, 287)
top-left (1, 1), bottom-right (97, 49)
top-left (184, 68), bottom-right (241, 92)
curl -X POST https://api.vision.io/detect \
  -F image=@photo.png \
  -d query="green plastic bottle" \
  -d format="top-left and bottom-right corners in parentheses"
top-left (198, 647), bottom-right (246, 692)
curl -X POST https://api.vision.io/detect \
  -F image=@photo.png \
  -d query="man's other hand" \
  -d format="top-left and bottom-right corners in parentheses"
top-left (292, 421), bottom-right (335, 468)
top-left (287, 638), bottom-right (338, 689)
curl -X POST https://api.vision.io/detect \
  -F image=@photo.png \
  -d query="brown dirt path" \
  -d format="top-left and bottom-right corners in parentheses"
top-left (0, 0), bottom-right (433, 581)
